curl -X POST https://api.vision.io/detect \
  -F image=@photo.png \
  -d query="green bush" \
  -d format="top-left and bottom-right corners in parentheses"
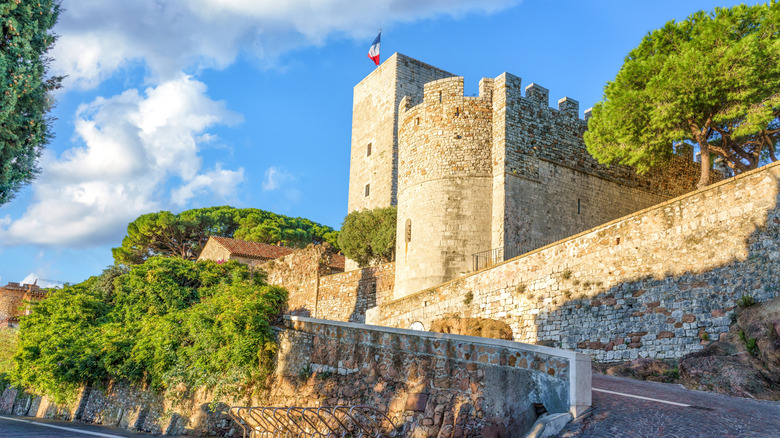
top-left (338, 206), bottom-right (396, 268)
top-left (11, 257), bottom-right (287, 403)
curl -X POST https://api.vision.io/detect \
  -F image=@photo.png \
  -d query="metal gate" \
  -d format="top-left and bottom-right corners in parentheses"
top-left (227, 405), bottom-right (402, 438)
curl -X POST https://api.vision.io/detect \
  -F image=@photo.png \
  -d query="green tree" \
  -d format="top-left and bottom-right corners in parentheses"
top-left (585, 3), bottom-right (780, 188)
top-left (12, 257), bottom-right (287, 403)
top-left (338, 206), bottom-right (396, 268)
top-left (0, 0), bottom-right (62, 205)
top-left (112, 206), bottom-right (339, 265)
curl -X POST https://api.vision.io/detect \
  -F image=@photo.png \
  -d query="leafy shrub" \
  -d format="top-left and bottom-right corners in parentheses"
top-left (739, 330), bottom-right (759, 356)
top-left (464, 292), bottom-right (474, 306)
top-left (12, 257), bottom-right (287, 403)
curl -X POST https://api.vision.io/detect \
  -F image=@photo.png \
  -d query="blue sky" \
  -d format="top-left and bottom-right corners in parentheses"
top-left (0, 0), bottom-right (764, 286)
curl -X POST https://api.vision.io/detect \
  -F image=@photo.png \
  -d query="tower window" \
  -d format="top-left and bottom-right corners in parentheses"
top-left (365, 184), bottom-right (370, 197)
top-left (415, 117), bottom-right (420, 126)
top-left (455, 107), bottom-right (460, 117)
top-left (405, 218), bottom-right (412, 242)
top-left (367, 143), bottom-right (372, 156)
top-left (578, 198), bottom-right (581, 215)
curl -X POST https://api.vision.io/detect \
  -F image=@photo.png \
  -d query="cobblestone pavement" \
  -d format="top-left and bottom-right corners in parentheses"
top-left (559, 374), bottom-right (780, 437)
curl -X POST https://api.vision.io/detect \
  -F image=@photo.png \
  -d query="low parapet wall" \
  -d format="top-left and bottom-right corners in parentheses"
top-left (368, 161), bottom-right (780, 362)
top-left (275, 316), bottom-right (590, 436)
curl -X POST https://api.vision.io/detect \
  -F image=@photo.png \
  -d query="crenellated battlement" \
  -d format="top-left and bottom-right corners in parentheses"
top-left (349, 53), bottom-right (713, 299)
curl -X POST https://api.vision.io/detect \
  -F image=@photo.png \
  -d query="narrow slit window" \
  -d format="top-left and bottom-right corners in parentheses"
top-left (415, 117), bottom-right (420, 126)
top-left (455, 107), bottom-right (460, 117)
top-left (365, 184), bottom-right (370, 197)
top-left (577, 199), bottom-right (581, 215)
top-left (405, 218), bottom-right (412, 242)
top-left (366, 143), bottom-right (372, 156)
top-left (438, 91), bottom-right (442, 103)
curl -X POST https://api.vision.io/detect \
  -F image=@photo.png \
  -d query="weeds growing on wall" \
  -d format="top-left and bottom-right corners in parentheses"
top-left (10, 257), bottom-right (287, 404)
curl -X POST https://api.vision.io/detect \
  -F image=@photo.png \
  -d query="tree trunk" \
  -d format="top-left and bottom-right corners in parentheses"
top-left (697, 142), bottom-right (711, 189)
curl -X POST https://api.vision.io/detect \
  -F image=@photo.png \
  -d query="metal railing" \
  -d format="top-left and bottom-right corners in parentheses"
top-left (471, 234), bottom-right (572, 271)
top-left (227, 405), bottom-right (402, 438)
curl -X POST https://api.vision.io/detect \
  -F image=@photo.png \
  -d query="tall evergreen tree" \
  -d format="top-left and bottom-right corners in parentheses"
top-left (0, 0), bottom-right (62, 204)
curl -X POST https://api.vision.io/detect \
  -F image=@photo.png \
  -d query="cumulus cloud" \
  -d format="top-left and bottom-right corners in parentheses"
top-left (52, 0), bottom-right (518, 88)
top-left (0, 76), bottom-right (243, 247)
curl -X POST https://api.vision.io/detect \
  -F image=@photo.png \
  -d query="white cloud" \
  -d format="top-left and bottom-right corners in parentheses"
top-left (52, 0), bottom-right (518, 89)
top-left (0, 76), bottom-right (243, 247)
top-left (171, 164), bottom-right (245, 206)
top-left (262, 166), bottom-right (295, 191)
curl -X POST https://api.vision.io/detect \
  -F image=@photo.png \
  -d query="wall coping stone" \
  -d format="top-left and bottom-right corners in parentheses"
top-left (284, 315), bottom-right (592, 416)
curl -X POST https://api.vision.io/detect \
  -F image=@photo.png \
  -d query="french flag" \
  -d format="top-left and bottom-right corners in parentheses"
top-left (368, 31), bottom-right (381, 66)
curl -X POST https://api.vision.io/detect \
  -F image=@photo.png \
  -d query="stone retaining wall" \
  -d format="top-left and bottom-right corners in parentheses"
top-left (367, 162), bottom-right (780, 362)
top-left (0, 317), bottom-right (590, 437)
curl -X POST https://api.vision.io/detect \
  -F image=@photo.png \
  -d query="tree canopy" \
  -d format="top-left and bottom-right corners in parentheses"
top-left (11, 258), bottom-right (286, 403)
top-left (112, 206), bottom-right (340, 265)
top-left (0, 0), bottom-right (61, 205)
top-left (585, 3), bottom-right (780, 188)
top-left (338, 206), bottom-right (396, 268)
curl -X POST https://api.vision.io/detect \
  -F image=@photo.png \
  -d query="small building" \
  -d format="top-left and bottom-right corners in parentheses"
top-left (197, 236), bottom-right (345, 273)
top-left (0, 281), bottom-right (48, 327)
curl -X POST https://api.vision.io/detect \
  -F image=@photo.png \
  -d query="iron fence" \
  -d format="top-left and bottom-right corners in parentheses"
top-left (471, 234), bottom-right (572, 271)
top-left (228, 405), bottom-right (402, 438)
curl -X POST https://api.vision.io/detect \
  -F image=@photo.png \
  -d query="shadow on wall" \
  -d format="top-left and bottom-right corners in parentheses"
top-left (528, 174), bottom-right (780, 362)
top-left (263, 318), bottom-right (583, 438)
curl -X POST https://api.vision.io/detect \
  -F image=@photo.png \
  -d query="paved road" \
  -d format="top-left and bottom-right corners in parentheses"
top-left (0, 416), bottom-right (170, 438)
top-left (559, 374), bottom-right (780, 437)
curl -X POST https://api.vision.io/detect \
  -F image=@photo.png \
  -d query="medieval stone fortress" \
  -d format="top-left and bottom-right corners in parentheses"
top-left (349, 53), bottom-right (712, 300)
top-left (3, 52), bottom-right (779, 437)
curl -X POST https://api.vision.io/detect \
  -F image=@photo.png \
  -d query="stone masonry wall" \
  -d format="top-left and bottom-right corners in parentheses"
top-left (1, 317), bottom-right (591, 437)
top-left (260, 243), bottom-right (395, 322)
top-left (317, 262), bottom-right (395, 322)
top-left (0, 283), bottom-right (47, 324)
top-left (367, 162), bottom-right (780, 362)
top-left (490, 73), bottom-right (718, 252)
top-left (394, 77), bottom-right (494, 299)
top-left (348, 53), bottom-right (454, 214)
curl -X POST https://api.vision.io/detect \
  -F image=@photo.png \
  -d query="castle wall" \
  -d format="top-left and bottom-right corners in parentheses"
top-left (260, 244), bottom-right (394, 321)
top-left (367, 161), bottom-right (780, 362)
top-left (394, 77), bottom-right (493, 299)
top-left (491, 75), bottom-right (715, 253)
top-left (347, 53), bottom-right (454, 214)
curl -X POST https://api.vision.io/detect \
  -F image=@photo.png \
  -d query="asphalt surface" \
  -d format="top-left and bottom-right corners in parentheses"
top-left (0, 416), bottom-right (174, 438)
top-left (559, 374), bottom-right (780, 437)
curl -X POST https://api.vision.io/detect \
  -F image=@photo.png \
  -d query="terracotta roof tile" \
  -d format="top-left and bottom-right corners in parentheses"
top-left (210, 236), bottom-right (295, 260)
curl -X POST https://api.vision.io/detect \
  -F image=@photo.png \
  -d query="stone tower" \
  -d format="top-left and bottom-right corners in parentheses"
top-left (347, 53), bottom-right (454, 213)
top-left (393, 77), bottom-right (494, 299)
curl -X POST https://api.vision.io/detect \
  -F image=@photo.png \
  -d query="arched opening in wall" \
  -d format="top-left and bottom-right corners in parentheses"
top-left (409, 321), bottom-right (425, 331)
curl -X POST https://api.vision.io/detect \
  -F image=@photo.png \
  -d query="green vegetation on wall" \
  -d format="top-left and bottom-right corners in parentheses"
top-left (338, 206), bottom-right (397, 268)
top-left (585, 3), bottom-right (780, 189)
top-left (10, 257), bottom-right (287, 403)
top-left (112, 206), bottom-right (340, 265)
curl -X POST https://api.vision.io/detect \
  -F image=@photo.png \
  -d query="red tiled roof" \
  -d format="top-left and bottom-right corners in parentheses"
top-left (210, 236), bottom-right (295, 260)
